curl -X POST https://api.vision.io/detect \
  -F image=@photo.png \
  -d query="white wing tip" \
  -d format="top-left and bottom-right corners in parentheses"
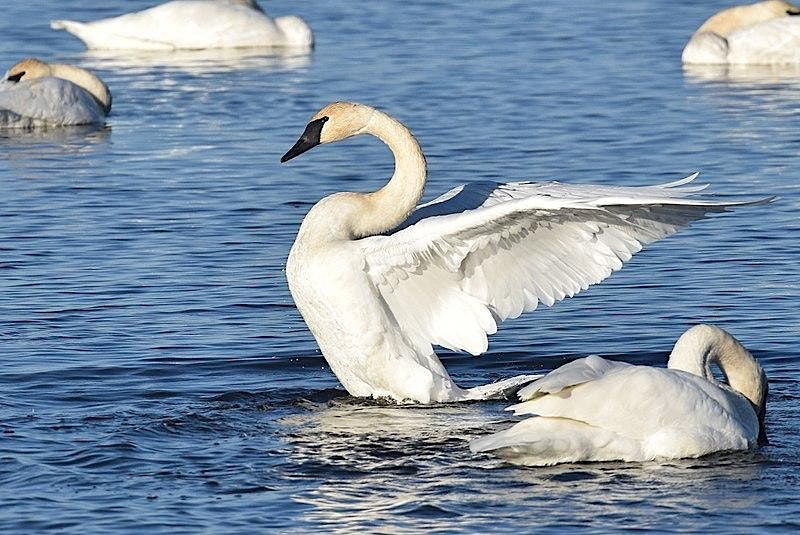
top-left (656, 171), bottom-right (700, 188)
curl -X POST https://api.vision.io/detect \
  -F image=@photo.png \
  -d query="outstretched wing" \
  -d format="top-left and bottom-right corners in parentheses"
top-left (357, 174), bottom-right (769, 356)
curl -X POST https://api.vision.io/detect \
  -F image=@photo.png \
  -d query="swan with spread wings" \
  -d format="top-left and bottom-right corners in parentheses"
top-left (280, 101), bottom-right (769, 403)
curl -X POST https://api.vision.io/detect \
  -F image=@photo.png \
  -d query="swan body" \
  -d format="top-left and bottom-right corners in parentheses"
top-left (683, 1), bottom-right (800, 64)
top-left (0, 58), bottom-right (111, 128)
top-left (470, 325), bottom-right (768, 465)
top-left (51, 0), bottom-right (313, 51)
top-left (281, 102), bottom-right (770, 404)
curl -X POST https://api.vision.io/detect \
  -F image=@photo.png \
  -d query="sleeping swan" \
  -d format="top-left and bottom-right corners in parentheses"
top-left (683, 1), bottom-right (800, 64)
top-left (51, 0), bottom-right (313, 51)
top-left (280, 102), bottom-right (770, 404)
top-left (471, 325), bottom-right (768, 465)
top-left (0, 58), bottom-right (111, 128)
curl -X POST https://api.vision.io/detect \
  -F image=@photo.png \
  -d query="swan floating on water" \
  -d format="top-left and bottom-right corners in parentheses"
top-left (280, 101), bottom-right (770, 404)
top-left (51, 0), bottom-right (313, 51)
top-left (0, 58), bottom-right (111, 128)
top-left (683, 0), bottom-right (800, 64)
top-left (471, 325), bottom-right (768, 465)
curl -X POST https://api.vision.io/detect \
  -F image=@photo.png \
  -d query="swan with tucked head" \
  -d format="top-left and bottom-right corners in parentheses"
top-left (471, 325), bottom-right (768, 465)
top-left (281, 102), bottom-right (770, 404)
top-left (683, 1), bottom-right (800, 64)
top-left (51, 0), bottom-right (313, 51)
top-left (0, 58), bottom-right (111, 128)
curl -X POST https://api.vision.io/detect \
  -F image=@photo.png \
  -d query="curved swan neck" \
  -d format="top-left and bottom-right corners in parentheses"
top-left (352, 107), bottom-right (427, 237)
top-left (668, 325), bottom-right (768, 418)
top-left (51, 63), bottom-right (112, 114)
top-left (293, 103), bottom-right (426, 242)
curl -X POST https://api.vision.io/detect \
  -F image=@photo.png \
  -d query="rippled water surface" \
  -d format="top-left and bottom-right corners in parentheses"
top-left (1, 0), bottom-right (799, 532)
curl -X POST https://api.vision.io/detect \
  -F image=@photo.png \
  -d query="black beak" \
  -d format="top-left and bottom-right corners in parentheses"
top-left (756, 381), bottom-right (769, 446)
top-left (758, 421), bottom-right (769, 446)
top-left (280, 116), bottom-right (328, 163)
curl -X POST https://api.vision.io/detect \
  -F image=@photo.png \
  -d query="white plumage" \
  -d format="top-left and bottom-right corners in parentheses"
top-left (0, 58), bottom-right (111, 128)
top-left (51, 0), bottom-right (313, 51)
top-left (281, 102), bottom-right (770, 404)
top-left (683, 1), bottom-right (800, 64)
top-left (471, 325), bottom-right (768, 465)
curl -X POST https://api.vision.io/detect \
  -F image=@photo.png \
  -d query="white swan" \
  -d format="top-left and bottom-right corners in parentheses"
top-left (50, 0), bottom-right (313, 51)
top-left (683, 0), bottom-right (800, 64)
top-left (280, 102), bottom-right (769, 404)
top-left (0, 58), bottom-right (111, 128)
top-left (470, 325), bottom-right (768, 465)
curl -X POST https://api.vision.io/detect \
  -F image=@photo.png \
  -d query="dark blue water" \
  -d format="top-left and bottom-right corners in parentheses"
top-left (1, 0), bottom-right (799, 532)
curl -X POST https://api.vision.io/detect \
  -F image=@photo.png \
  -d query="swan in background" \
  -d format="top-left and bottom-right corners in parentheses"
top-left (683, 0), bottom-right (800, 64)
top-left (51, 0), bottom-right (313, 51)
top-left (280, 101), bottom-right (770, 404)
top-left (0, 58), bottom-right (111, 128)
top-left (471, 325), bottom-right (768, 465)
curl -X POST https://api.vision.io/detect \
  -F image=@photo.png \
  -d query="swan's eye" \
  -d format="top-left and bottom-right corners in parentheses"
top-left (787, 9), bottom-right (800, 16)
top-left (7, 71), bottom-right (25, 83)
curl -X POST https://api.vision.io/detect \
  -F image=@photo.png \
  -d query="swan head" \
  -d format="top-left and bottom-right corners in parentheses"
top-left (668, 324), bottom-right (769, 445)
top-left (695, 1), bottom-right (800, 37)
top-left (281, 102), bottom-right (374, 162)
top-left (5, 57), bottom-right (51, 83)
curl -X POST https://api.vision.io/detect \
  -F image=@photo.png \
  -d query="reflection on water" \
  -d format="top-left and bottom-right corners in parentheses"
top-left (683, 63), bottom-right (800, 85)
top-left (683, 63), bottom-right (800, 138)
top-left (281, 396), bottom-right (491, 529)
top-left (0, 125), bottom-right (111, 179)
top-left (0, 124), bottom-right (109, 146)
top-left (0, 125), bottom-right (111, 177)
top-left (81, 47), bottom-right (311, 75)
top-left (279, 395), bottom-right (771, 532)
top-left (1, 0), bottom-right (799, 531)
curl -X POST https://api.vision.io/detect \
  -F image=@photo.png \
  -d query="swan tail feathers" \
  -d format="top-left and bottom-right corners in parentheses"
top-left (515, 355), bottom-right (627, 402)
top-left (50, 20), bottom-right (96, 46)
top-left (51, 19), bottom-right (84, 33)
top-left (470, 417), bottom-right (643, 465)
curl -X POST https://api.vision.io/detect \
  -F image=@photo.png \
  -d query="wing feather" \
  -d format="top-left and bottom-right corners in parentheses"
top-left (515, 355), bottom-right (632, 401)
top-left (358, 175), bottom-right (770, 355)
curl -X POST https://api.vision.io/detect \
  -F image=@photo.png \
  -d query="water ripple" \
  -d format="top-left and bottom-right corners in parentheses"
top-left (1, 0), bottom-right (798, 532)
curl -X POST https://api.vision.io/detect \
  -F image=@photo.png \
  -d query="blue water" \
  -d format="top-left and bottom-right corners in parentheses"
top-left (1, 0), bottom-right (799, 532)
